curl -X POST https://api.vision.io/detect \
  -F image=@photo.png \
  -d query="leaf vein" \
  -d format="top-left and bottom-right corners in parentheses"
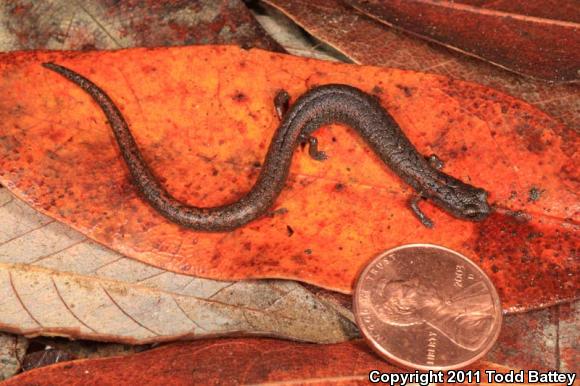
top-left (171, 296), bottom-right (207, 332)
top-left (30, 239), bottom-right (87, 264)
top-left (51, 276), bottom-right (98, 333)
top-left (8, 271), bottom-right (41, 328)
top-left (101, 284), bottom-right (160, 336)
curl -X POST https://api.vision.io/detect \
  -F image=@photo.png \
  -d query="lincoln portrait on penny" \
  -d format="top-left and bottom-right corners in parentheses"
top-left (370, 277), bottom-right (495, 351)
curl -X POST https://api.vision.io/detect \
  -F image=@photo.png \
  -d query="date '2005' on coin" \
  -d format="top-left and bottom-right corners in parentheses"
top-left (354, 244), bottom-right (502, 370)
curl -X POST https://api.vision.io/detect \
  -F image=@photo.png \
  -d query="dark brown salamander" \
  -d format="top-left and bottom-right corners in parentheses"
top-left (43, 62), bottom-right (491, 231)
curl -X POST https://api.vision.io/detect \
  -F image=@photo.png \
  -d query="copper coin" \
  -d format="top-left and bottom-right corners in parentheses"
top-left (354, 244), bottom-right (502, 370)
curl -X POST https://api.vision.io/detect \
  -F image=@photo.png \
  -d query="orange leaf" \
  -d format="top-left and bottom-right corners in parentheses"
top-left (0, 338), bottom-right (535, 385)
top-left (0, 46), bottom-right (577, 311)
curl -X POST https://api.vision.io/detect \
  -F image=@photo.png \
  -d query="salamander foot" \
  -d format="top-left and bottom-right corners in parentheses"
top-left (426, 154), bottom-right (444, 170)
top-left (299, 134), bottom-right (327, 161)
top-left (409, 195), bottom-right (434, 228)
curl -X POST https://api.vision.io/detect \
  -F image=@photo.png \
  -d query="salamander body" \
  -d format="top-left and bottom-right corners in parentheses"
top-left (43, 62), bottom-right (491, 231)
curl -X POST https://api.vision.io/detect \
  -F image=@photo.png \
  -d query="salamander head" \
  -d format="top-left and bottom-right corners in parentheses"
top-left (434, 187), bottom-right (491, 221)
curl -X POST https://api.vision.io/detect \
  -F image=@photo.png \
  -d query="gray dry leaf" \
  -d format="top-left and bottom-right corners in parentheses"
top-left (0, 332), bottom-right (27, 380)
top-left (0, 188), bottom-right (357, 344)
top-left (558, 302), bottom-right (579, 372)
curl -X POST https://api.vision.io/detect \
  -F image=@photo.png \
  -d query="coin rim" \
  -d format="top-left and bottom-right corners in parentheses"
top-left (353, 243), bottom-right (503, 371)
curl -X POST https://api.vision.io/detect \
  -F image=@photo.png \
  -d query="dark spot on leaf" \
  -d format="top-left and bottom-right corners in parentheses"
top-left (528, 186), bottom-right (543, 202)
top-left (81, 43), bottom-right (97, 51)
top-left (292, 255), bottom-right (305, 264)
top-left (396, 84), bottom-right (415, 97)
top-left (232, 91), bottom-right (247, 102)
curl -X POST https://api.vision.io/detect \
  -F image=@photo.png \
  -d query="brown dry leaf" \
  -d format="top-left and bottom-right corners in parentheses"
top-left (1, 338), bottom-right (544, 386)
top-left (262, 0), bottom-right (580, 131)
top-left (488, 305), bottom-right (571, 371)
top-left (348, 0), bottom-right (580, 82)
top-left (0, 0), bottom-right (282, 52)
top-left (0, 332), bottom-right (27, 381)
top-left (0, 188), bottom-right (357, 344)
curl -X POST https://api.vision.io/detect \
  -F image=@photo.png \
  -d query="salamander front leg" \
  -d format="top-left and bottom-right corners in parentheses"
top-left (274, 89), bottom-right (327, 161)
top-left (274, 89), bottom-right (290, 120)
top-left (409, 195), bottom-right (434, 228)
top-left (426, 154), bottom-right (444, 170)
top-left (299, 134), bottom-right (327, 161)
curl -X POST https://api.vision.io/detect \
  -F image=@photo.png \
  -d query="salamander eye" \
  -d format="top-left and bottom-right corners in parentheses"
top-left (477, 189), bottom-right (488, 202)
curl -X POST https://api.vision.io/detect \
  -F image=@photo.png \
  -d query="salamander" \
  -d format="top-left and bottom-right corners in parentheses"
top-left (43, 62), bottom-right (491, 231)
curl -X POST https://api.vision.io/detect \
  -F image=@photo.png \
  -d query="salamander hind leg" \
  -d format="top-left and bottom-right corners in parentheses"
top-left (409, 195), bottom-right (434, 228)
top-left (299, 133), bottom-right (327, 161)
top-left (274, 89), bottom-right (290, 120)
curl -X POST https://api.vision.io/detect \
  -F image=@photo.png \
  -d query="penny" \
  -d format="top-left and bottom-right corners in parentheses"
top-left (354, 244), bottom-right (502, 370)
